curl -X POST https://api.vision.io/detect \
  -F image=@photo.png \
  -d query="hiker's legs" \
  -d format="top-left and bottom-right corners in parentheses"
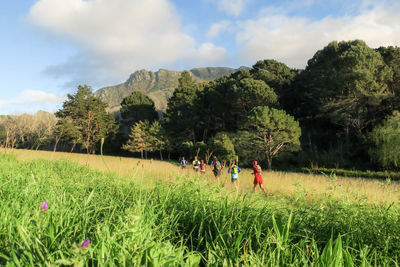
top-left (214, 172), bottom-right (220, 184)
top-left (259, 183), bottom-right (268, 197)
top-left (232, 179), bottom-right (238, 190)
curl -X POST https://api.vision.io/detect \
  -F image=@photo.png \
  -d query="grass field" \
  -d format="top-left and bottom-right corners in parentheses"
top-left (1, 149), bottom-right (400, 265)
top-left (9, 149), bottom-right (400, 204)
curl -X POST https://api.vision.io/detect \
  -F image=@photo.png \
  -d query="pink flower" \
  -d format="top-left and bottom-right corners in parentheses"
top-left (81, 238), bottom-right (90, 248)
top-left (40, 201), bottom-right (48, 211)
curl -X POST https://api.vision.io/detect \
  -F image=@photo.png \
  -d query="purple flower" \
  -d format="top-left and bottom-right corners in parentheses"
top-left (81, 238), bottom-right (90, 248)
top-left (40, 201), bottom-right (48, 211)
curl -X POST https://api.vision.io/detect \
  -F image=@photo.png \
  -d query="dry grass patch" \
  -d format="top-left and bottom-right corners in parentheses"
top-left (5, 148), bottom-right (400, 204)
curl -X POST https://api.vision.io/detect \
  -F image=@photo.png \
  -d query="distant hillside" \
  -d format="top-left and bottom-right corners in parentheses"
top-left (94, 67), bottom-right (247, 113)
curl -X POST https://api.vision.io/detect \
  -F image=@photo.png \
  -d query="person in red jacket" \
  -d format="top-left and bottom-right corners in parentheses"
top-left (252, 161), bottom-right (267, 197)
top-left (200, 160), bottom-right (206, 174)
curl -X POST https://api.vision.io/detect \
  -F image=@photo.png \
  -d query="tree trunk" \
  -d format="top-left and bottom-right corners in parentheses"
top-left (140, 150), bottom-right (144, 159)
top-left (191, 129), bottom-right (196, 142)
top-left (5, 131), bottom-right (9, 149)
top-left (168, 151), bottom-right (171, 161)
top-left (53, 137), bottom-right (60, 152)
top-left (344, 125), bottom-right (350, 157)
top-left (145, 150), bottom-right (148, 159)
top-left (70, 142), bottom-right (77, 153)
top-left (202, 128), bottom-right (208, 141)
top-left (11, 138), bottom-right (17, 150)
top-left (267, 156), bottom-right (272, 170)
top-left (159, 149), bottom-right (163, 161)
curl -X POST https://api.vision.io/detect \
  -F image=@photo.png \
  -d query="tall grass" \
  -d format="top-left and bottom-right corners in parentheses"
top-left (9, 148), bottom-right (400, 204)
top-left (1, 153), bottom-right (400, 265)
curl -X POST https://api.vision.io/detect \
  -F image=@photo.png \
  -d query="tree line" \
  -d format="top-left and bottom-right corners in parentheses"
top-left (2, 40), bottom-right (400, 170)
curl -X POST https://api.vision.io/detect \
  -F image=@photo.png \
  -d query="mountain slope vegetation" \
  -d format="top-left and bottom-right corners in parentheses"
top-left (94, 67), bottom-right (244, 112)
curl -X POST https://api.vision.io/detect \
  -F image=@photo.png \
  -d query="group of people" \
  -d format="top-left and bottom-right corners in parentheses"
top-left (179, 156), bottom-right (268, 197)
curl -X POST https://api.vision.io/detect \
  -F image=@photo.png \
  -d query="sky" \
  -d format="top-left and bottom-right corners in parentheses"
top-left (1, 0), bottom-right (400, 115)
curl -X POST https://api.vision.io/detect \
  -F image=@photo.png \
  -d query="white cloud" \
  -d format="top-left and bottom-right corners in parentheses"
top-left (27, 0), bottom-right (226, 83)
top-left (0, 90), bottom-right (66, 106)
top-left (213, 0), bottom-right (251, 16)
top-left (236, 3), bottom-right (400, 68)
top-left (193, 43), bottom-right (228, 65)
top-left (206, 21), bottom-right (232, 39)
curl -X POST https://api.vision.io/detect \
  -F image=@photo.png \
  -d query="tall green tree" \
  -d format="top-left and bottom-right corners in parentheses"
top-left (208, 132), bottom-right (236, 163)
top-left (291, 40), bottom-right (393, 164)
top-left (250, 59), bottom-right (297, 94)
top-left (122, 120), bottom-right (151, 159)
top-left (56, 85), bottom-right (118, 154)
top-left (148, 121), bottom-right (168, 160)
top-left (198, 73), bottom-right (278, 135)
top-left (377, 46), bottom-right (400, 113)
top-left (178, 70), bottom-right (195, 87)
top-left (241, 106), bottom-right (301, 169)
top-left (120, 91), bottom-right (158, 138)
top-left (164, 71), bottom-right (200, 143)
top-left (368, 111), bottom-right (400, 168)
top-left (306, 40), bottom-right (391, 131)
top-left (250, 59), bottom-right (299, 112)
top-left (234, 78), bottom-right (278, 114)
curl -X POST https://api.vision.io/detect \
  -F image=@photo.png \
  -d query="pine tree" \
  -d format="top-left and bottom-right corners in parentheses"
top-left (120, 91), bottom-right (158, 138)
top-left (122, 121), bottom-right (151, 159)
top-left (56, 85), bottom-right (118, 154)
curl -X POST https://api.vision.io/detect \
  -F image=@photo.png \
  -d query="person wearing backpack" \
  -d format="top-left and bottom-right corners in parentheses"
top-left (228, 159), bottom-right (241, 188)
top-left (180, 157), bottom-right (187, 169)
top-left (211, 156), bottom-right (223, 184)
top-left (252, 160), bottom-right (267, 197)
top-left (192, 156), bottom-right (201, 173)
top-left (200, 160), bottom-right (206, 174)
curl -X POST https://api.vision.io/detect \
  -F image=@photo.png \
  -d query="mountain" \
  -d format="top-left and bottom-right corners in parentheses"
top-left (94, 67), bottom-right (248, 113)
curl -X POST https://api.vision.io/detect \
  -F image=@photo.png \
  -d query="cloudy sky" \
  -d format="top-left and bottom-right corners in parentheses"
top-left (1, 0), bottom-right (400, 114)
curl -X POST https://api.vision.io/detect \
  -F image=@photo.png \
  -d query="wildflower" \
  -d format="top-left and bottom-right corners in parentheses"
top-left (40, 201), bottom-right (48, 211)
top-left (81, 238), bottom-right (90, 248)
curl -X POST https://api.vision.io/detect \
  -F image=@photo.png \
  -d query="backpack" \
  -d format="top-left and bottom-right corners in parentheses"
top-left (232, 165), bottom-right (239, 174)
top-left (255, 165), bottom-right (262, 174)
top-left (214, 161), bottom-right (221, 171)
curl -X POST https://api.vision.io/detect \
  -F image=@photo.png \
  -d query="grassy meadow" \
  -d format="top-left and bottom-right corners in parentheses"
top-left (1, 149), bottom-right (400, 265)
top-left (10, 149), bottom-right (400, 204)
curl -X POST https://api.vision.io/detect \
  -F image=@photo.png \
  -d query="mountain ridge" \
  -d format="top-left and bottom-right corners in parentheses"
top-left (94, 67), bottom-right (248, 113)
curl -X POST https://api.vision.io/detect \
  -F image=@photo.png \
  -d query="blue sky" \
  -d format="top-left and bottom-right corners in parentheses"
top-left (1, 0), bottom-right (400, 115)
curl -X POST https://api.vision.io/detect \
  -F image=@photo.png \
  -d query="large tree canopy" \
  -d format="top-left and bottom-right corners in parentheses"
top-left (288, 40), bottom-right (394, 165)
top-left (164, 71), bottom-right (200, 144)
top-left (120, 91), bottom-right (158, 138)
top-left (240, 106), bottom-right (301, 169)
top-left (369, 111), bottom-right (400, 169)
top-left (299, 40), bottom-right (392, 132)
top-left (56, 85), bottom-right (118, 154)
top-left (250, 59), bottom-right (297, 99)
top-left (377, 46), bottom-right (400, 113)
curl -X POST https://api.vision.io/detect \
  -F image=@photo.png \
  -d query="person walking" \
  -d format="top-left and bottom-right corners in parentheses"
top-left (192, 156), bottom-right (201, 173)
top-left (180, 157), bottom-right (187, 169)
top-left (211, 156), bottom-right (222, 184)
top-left (252, 160), bottom-right (267, 197)
top-left (200, 160), bottom-right (206, 174)
top-left (228, 159), bottom-right (241, 189)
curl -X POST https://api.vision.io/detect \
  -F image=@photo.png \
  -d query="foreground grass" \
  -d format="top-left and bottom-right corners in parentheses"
top-left (10, 149), bottom-right (400, 204)
top-left (1, 153), bottom-right (400, 265)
